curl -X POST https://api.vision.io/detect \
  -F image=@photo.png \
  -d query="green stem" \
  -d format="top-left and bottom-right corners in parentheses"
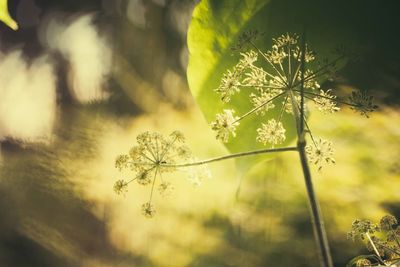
top-left (295, 31), bottom-right (333, 267)
top-left (298, 141), bottom-right (333, 267)
top-left (160, 146), bottom-right (298, 168)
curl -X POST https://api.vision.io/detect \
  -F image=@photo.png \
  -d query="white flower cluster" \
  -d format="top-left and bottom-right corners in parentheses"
top-left (313, 89), bottom-right (340, 114)
top-left (114, 131), bottom-right (210, 217)
top-left (210, 109), bottom-right (239, 143)
top-left (256, 119), bottom-right (286, 146)
top-left (305, 138), bottom-right (336, 171)
top-left (211, 32), bottom-right (364, 168)
top-left (213, 33), bottom-right (324, 146)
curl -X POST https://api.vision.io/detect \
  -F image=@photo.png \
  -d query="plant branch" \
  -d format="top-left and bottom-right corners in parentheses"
top-left (295, 89), bottom-right (358, 107)
top-left (161, 146), bottom-right (298, 168)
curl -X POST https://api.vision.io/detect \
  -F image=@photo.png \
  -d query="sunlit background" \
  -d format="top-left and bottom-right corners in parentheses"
top-left (0, 0), bottom-right (399, 266)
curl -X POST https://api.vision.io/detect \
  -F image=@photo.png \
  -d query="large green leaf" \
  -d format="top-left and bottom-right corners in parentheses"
top-left (0, 0), bottom-right (18, 30)
top-left (187, 0), bottom-right (361, 174)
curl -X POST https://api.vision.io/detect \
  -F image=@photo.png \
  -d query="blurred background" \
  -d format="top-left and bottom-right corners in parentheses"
top-left (0, 0), bottom-right (399, 266)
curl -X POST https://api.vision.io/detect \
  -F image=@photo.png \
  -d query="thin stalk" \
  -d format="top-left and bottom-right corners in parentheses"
top-left (295, 89), bottom-right (358, 107)
top-left (239, 84), bottom-right (283, 90)
top-left (159, 136), bottom-right (178, 161)
top-left (291, 54), bottom-right (345, 89)
top-left (148, 168), bottom-right (158, 202)
top-left (161, 146), bottom-right (298, 168)
top-left (366, 233), bottom-right (388, 266)
top-left (293, 98), bottom-right (317, 147)
top-left (295, 31), bottom-right (333, 267)
top-left (250, 41), bottom-right (289, 87)
top-left (287, 44), bottom-right (292, 83)
top-left (233, 92), bottom-right (285, 123)
top-left (277, 94), bottom-right (289, 123)
top-left (128, 147), bottom-right (298, 168)
top-left (127, 166), bottom-right (156, 184)
top-left (302, 114), bottom-right (317, 147)
top-left (298, 141), bottom-right (333, 267)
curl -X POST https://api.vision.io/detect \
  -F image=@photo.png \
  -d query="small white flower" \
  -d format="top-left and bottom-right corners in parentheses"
top-left (298, 70), bottom-right (320, 90)
top-left (238, 50), bottom-right (258, 68)
top-left (211, 109), bottom-right (240, 143)
top-left (215, 70), bottom-right (241, 102)
top-left (250, 90), bottom-right (280, 115)
top-left (313, 89), bottom-right (340, 114)
top-left (265, 45), bottom-right (287, 64)
top-left (273, 33), bottom-right (298, 47)
top-left (268, 75), bottom-right (287, 88)
top-left (242, 67), bottom-right (267, 88)
top-left (293, 45), bottom-right (315, 62)
top-left (256, 119), bottom-right (286, 146)
top-left (305, 138), bottom-right (335, 170)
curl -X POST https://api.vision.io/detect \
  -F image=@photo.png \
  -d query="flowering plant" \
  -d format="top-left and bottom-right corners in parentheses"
top-left (113, 31), bottom-right (377, 267)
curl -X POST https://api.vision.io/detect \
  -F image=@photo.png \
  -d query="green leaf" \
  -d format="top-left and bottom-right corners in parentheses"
top-left (0, 0), bottom-right (18, 30)
top-left (187, 0), bottom-right (360, 174)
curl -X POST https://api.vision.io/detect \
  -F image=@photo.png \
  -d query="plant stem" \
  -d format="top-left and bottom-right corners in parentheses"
top-left (294, 31), bottom-right (333, 267)
top-left (161, 146), bottom-right (298, 168)
top-left (233, 92), bottom-right (286, 123)
top-left (298, 140), bottom-right (333, 267)
top-left (366, 233), bottom-right (387, 266)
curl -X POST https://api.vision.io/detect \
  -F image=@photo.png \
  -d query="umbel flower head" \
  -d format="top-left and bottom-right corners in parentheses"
top-left (114, 131), bottom-right (210, 217)
top-left (210, 109), bottom-right (239, 143)
top-left (212, 32), bottom-right (378, 168)
top-left (348, 214), bottom-right (400, 267)
top-left (347, 219), bottom-right (379, 241)
top-left (305, 138), bottom-right (336, 171)
top-left (256, 119), bottom-right (286, 146)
